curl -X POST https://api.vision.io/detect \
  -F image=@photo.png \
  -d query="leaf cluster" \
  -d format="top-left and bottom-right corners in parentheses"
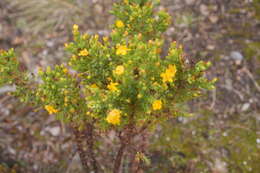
top-left (0, 1), bottom-right (216, 130)
top-left (0, 49), bottom-right (19, 85)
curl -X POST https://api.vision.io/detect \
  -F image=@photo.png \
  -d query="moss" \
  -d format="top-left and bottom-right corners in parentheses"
top-left (253, 0), bottom-right (260, 20)
top-left (0, 164), bottom-right (17, 173)
top-left (226, 26), bottom-right (253, 39)
top-left (244, 42), bottom-right (260, 60)
top-left (243, 41), bottom-right (260, 78)
top-left (148, 111), bottom-right (259, 173)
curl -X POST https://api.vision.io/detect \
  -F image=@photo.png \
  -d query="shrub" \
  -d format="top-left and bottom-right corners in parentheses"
top-left (0, 0), bottom-right (215, 172)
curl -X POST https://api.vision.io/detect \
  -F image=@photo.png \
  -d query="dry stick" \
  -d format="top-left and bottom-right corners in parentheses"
top-left (131, 119), bottom-right (153, 171)
top-left (243, 68), bottom-right (260, 92)
top-left (128, 145), bottom-right (138, 172)
top-left (137, 133), bottom-right (148, 172)
top-left (127, 121), bottom-right (153, 171)
top-left (130, 129), bottom-right (149, 173)
top-left (131, 120), bottom-right (157, 172)
top-left (131, 155), bottom-right (141, 172)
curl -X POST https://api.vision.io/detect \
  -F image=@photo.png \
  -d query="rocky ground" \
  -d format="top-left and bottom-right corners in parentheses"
top-left (0, 0), bottom-right (259, 172)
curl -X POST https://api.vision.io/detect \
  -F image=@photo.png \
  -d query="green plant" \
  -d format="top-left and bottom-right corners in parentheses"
top-left (0, 0), bottom-right (215, 172)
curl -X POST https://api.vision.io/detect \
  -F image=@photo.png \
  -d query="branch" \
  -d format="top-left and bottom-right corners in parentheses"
top-left (129, 130), bottom-right (149, 173)
top-left (113, 106), bottom-right (136, 173)
top-left (72, 127), bottom-right (91, 172)
top-left (72, 122), bottom-right (100, 173)
top-left (85, 123), bottom-right (100, 172)
top-left (113, 141), bottom-right (127, 173)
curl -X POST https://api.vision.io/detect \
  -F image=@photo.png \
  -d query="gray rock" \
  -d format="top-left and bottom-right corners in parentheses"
top-left (45, 126), bottom-right (61, 136)
top-left (200, 4), bottom-right (210, 16)
top-left (185, 0), bottom-right (195, 5)
top-left (230, 51), bottom-right (244, 61)
top-left (66, 153), bottom-right (83, 173)
top-left (0, 85), bottom-right (16, 94)
top-left (213, 158), bottom-right (228, 173)
top-left (241, 103), bottom-right (250, 112)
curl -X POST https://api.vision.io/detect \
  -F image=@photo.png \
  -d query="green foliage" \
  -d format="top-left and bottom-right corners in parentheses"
top-left (0, 49), bottom-right (19, 86)
top-left (0, 1), bottom-right (215, 131)
top-left (36, 65), bottom-right (86, 124)
top-left (111, 0), bottom-right (170, 40)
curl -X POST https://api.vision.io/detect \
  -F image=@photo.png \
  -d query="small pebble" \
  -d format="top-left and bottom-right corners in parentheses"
top-left (230, 51), bottom-right (244, 61)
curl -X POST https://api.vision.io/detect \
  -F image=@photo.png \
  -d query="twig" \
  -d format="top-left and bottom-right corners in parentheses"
top-left (136, 120), bottom-right (152, 136)
top-left (210, 88), bottom-right (216, 109)
top-left (243, 68), bottom-right (260, 93)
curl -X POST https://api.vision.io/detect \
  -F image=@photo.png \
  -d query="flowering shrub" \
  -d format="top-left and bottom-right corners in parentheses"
top-left (0, 0), bottom-right (216, 172)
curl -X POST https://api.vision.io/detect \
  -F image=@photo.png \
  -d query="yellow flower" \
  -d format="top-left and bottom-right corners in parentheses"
top-left (113, 65), bottom-right (124, 75)
top-left (64, 43), bottom-right (69, 48)
top-left (111, 30), bottom-right (116, 34)
top-left (38, 67), bottom-right (43, 75)
top-left (152, 100), bottom-right (162, 110)
top-left (78, 49), bottom-right (89, 56)
top-left (64, 97), bottom-right (69, 102)
top-left (71, 55), bottom-right (77, 61)
top-left (107, 82), bottom-right (119, 92)
top-left (73, 24), bottom-right (78, 31)
top-left (106, 109), bottom-right (121, 125)
top-left (90, 84), bottom-right (98, 89)
top-left (115, 20), bottom-right (124, 28)
top-left (94, 34), bottom-right (99, 39)
top-left (140, 69), bottom-right (145, 73)
top-left (103, 37), bottom-right (109, 42)
top-left (73, 24), bottom-right (79, 34)
top-left (212, 77), bottom-right (218, 83)
top-left (46, 66), bottom-right (51, 74)
top-left (160, 64), bottom-right (177, 83)
top-left (45, 105), bottom-right (58, 114)
top-left (70, 108), bottom-right (75, 113)
top-left (116, 45), bottom-right (130, 56)
top-left (63, 68), bottom-right (68, 73)
top-left (156, 48), bottom-right (162, 54)
top-left (124, 31), bottom-right (128, 36)
top-left (82, 34), bottom-right (88, 40)
top-left (63, 90), bottom-right (69, 95)
top-left (138, 33), bottom-right (142, 40)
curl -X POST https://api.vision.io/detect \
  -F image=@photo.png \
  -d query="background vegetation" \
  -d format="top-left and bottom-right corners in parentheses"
top-left (0, 0), bottom-right (259, 172)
